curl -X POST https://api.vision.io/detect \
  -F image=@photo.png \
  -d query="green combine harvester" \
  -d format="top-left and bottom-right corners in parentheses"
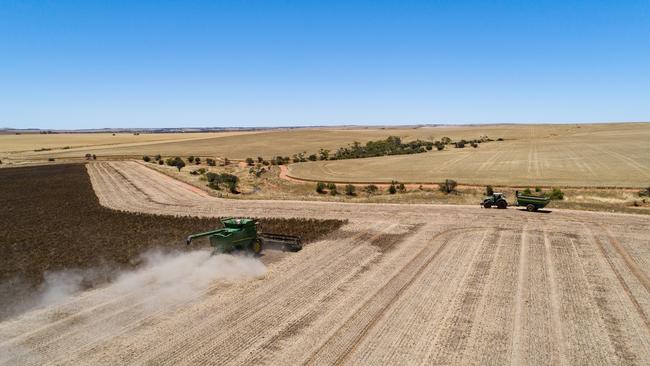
top-left (186, 218), bottom-right (302, 254)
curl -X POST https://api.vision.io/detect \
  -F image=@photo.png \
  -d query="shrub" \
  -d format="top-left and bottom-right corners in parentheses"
top-left (158, 160), bottom-right (163, 165)
top-left (85, 153), bottom-right (92, 160)
top-left (257, 156), bottom-right (264, 163)
top-left (328, 183), bottom-right (338, 195)
top-left (497, 138), bottom-right (504, 141)
top-left (486, 185), bottom-right (494, 196)
top-left (208, 180), bottom-right (221, 190)
top-left (435, 142), bottom-right (445, 151)
top-left (223, 158), bottom-right (230, 166)
top-left (245, 157), bottom-right (254, 166)
top-left (154, 154), bottom-right (161, 161)
top-left (188, 156), bottom-right (195, 163)
top-left (206, 158), bottom-right (216, 166)
top-left (535, 187), bottom-right (542, 192)
top-left (439, 179), bottom-right (457, 194)
top-left (547, 188), bottom-right (564, 200)
top-left (142, 155), bottom-right (151, 162)
top-left (471, 142), bottom-right (478, 148)
top-left (363, 184), bottom-right (378, 195)
top-left (345, 184), bottom-right (356, 196)
top-left (316, 182), bottom-right (326, 194)
top-left (523, 188), bottom-right (532, 195)
top-left (455, 141), bottom-right (465, 148)
top-left (308, 154), bottom-right (318, 161)
top-left (388, 184), bottom-right (397, 194)
top-left (194, 157), bottom-right (201, 164)
top-left (397, 183), bottom-right (406, 192)
top-left (638, 187), bottom-right (650, 197)
top-left (92, 154), bottom-right (97, 160)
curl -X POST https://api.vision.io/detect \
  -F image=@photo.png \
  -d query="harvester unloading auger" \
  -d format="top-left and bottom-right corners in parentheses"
top-left (186, 218), bottom-right (302, 254)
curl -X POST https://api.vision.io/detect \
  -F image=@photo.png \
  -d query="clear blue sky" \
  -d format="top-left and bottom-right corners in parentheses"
top-left (1, 0), bottom-right (649, 129)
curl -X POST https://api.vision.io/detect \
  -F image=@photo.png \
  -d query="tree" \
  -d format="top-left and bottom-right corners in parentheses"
top-left (154, 154), bottom-right (162, 161)
top-left (319, 148), bottom-right (330, 160)
top-left (523, 188), bottom-right (532, 195)
top-left (316, 182), bottom-right (326, 194)
top-left (246, 157), bottom-right (255, 166)
top-left (206, 158), bottom-right (216, 166)
top-left (194, 157), bottom-right (201, 164)
top-left (441, 137), bottom-right (452, 144)
top-left (328, 183), bottom-right (338, 196)
top-left (345, 184), bottom-right (356, 196)
top-left (142, 155), bottom-right (151, 162)
top-left (388, 184), bottom-right (397, 194)
top-left (158, 160), bottom-right (164, 165)
top-left (398, 183), bottom-right (406, 192)
top-left (486, 185), bottom-right (494, 196)
top-left (188, 156), bottom-right (195, 163)
top-left (92, 154), bottom-right (97, 160)
top-left (257, 156), bottom-right (264, 163)
top-left (363, 184), bottom-right (378, 195)
top-left (85, 153), bottom-right (92, 160)
top-left (223, 157), bottom-right (230, 166)
top-left (439, 179), bottom-right (457, 194)
top-left (175, 159), bottom-right (186, 172)
top-left (308, 154), bottom-right (318, 161)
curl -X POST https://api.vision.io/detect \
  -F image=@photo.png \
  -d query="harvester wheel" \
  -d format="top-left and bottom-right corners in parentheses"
top-left (251, 239), bottom-right (263, 255)
top-left (526, 204), bottom-right (536, 212)
top-left (483, 202), bottom-right (492, 209)
top-left (496, 199), bottom-right (507, 209)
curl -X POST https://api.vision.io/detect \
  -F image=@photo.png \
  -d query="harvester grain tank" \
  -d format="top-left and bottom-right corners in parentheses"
top-left (185, 218), bottom-right (302, 254)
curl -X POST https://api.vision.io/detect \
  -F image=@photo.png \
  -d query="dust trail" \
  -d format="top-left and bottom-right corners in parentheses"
top-left (0, 250), bottom-right (266, 365)
top-left (1, 249), bottom-right (266, 323)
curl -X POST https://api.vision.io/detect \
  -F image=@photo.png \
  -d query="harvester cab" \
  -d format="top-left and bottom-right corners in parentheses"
top-left (185, 218), bottom-right (302, 255)
top-left (482, 192), bottom-right (508, 209)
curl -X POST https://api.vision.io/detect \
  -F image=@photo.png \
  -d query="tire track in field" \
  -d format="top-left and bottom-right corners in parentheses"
top-left (303, 227), bottom-right (472, 365)
top-left (582, 224), bottom-right (645, 363)
top-left (510, 222), bottom-right (529, 366)
top-left (349, 229), bottom-right (486, 365)
top-left (600, 224), bottom-right (650, 296)
top-left (542, 226), bottom-right (568, 366)
top-left (421, 229), bottom-right (498, 364)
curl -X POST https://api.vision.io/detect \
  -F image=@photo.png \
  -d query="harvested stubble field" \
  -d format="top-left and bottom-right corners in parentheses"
top-left (6, 123), bottom-right (593, 161)
top-left (288, 122), bottom-right (650, 187)
top-left (0, 164), bottom-right (344, 320)
top-left (1, 160), bottom-right (649, 365)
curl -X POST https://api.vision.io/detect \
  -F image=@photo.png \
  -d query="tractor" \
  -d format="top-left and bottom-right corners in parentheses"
top-left (186, 218), bottom-right (302, 255)
top-left (481, 192), bottom-right (508, 209)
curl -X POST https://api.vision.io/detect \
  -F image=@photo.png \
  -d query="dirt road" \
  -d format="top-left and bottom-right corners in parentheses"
top-left (2, 161), bottom-right (649, 365)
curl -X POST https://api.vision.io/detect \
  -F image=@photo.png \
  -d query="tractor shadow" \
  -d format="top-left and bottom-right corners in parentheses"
top-left (516, 208), bottom-right (553, 214)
